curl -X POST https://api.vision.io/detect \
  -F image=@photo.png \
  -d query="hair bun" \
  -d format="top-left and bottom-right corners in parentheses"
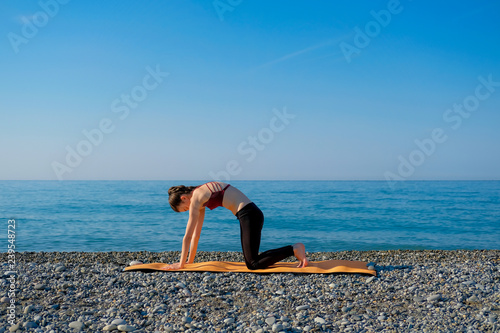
top-left (168, 185), bottom-right (185, 195)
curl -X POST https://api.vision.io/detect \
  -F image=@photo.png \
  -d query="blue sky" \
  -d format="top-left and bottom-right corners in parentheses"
top-left (1, 0), bottom-right (499, 181)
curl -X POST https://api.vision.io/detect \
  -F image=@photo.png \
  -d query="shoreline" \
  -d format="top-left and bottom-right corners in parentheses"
top-left (2, 250), bottom-right (499, 332)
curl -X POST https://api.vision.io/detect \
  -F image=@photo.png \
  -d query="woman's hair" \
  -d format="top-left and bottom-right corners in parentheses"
top-left (168, 185), bottom-right (197, 212)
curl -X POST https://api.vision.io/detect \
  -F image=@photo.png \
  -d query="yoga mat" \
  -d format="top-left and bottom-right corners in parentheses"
top-left (123, 260), bottom-right (376, 275)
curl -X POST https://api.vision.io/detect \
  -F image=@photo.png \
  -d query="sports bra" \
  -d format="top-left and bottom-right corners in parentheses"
top-left (200, 182), bottom-right (230, 210)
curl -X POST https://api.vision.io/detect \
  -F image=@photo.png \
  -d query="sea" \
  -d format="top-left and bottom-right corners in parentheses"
top-left (1, 181), bottom-right (499, 253)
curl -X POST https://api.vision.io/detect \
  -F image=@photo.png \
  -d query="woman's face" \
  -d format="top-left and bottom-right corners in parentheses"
top-left (177, 195), bottom-right (191, 212)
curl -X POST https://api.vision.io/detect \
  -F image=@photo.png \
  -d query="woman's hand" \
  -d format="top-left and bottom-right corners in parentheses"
top-left (162, 262), bottom-right (184, 270)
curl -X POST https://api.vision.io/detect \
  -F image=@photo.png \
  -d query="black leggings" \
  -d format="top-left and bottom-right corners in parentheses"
top-left (236, 202), bottom-right (294, 270)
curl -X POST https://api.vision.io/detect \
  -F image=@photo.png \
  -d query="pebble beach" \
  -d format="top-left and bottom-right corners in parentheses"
top-left (1, 250), bottom-right (499, 332)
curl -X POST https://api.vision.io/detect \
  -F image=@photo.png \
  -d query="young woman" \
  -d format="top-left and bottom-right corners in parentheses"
top-left (164, 181), bottom-right (308, 270)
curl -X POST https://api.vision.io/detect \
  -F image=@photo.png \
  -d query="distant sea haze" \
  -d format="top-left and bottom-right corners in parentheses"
top-left (2, 181), bottom-right (499, 252)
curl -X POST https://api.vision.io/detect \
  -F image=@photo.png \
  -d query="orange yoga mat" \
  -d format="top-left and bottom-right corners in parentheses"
top-left (123, 260), bottom-right (376, 275)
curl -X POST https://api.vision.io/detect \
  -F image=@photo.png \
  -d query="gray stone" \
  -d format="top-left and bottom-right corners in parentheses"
top-left (427, 294), bottom-right (441, 302)
top-left (69, 321), bottom-right (84, 331)
top-left (103, 325), bottom-right (117, 331)
top-left (117, 324), bottom-right (136, 332)
top-left (296, 305), bottom-right (310, 311)
top-left (107, 278), bottom-right (118, 286)
top-left (24, 305), bottom-right (35, 314)
top-left (34, 283), bottom-right (45, 290)
top-left (314, 317), bottom-right (326, 324)
top-left (24, 321), bottom-right (38, 329)
top-left (265, 317), bottom-right (276, 326)
top-left (9, 324), bottom-right (21, 332)
top-left (111, 319), bottom-right (127, 326)
top-left (467, 296), bottom-right (480, 303)
top-left (55, 266), bottom-right (66, 272)
top-left (272, 323), bottom-right (283, 332)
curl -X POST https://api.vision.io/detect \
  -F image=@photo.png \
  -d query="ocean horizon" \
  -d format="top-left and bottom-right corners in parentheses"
top-left (2, 180), bottom-right (499, 253)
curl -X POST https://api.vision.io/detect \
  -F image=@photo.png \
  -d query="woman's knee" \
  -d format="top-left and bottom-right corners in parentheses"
top-left (245, 260), bottom-right (260, 270)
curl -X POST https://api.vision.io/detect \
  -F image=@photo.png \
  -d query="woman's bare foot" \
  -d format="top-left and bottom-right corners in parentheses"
top-left (293, 243), bottom-right (309, 268)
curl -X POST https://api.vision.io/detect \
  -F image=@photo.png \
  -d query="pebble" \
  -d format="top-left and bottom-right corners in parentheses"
top-left (9, 324), bottom-right (20, 332)
top-left (7, 250), bottom-right (500, 333)
top-left (427, 294), bottom-right (441, 302)
top-left (467, 295), bottom-right (480, 303)
top-left (55, 265), bottom-right (66, 272)
top-left (103, 324), bottom-right (117, 331)
top-left (24, 321), bottom-right (38, 328)
top-left (265, 317), bottom-right (276, 326)
top-left (34, 283), bottom-right (46, 290)
top-left (111, 319), bottom-right (127, 326)
top-left (366, 276), bottom-right (375, 283)
top-left (117, 324), bottom-right (136, 331)
top-left (296, 305), bottom-right (310, 311)
top-left (68, 321), bottom-right (84, 330)
top-left (24, 305), bottom-right (35, 314)
top-left (272, 323), bottom-right (283, 332)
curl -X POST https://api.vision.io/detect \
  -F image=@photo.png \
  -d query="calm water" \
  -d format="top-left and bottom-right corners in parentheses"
top-left (1, 181), bottom-right (499, 252)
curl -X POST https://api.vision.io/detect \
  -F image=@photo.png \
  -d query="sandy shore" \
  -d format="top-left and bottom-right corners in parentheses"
top-left (1, 250), bottom-right (499, 332)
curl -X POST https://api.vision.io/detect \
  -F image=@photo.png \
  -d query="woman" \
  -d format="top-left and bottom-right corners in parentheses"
top-left (164, 181), bottom-right (308, 270)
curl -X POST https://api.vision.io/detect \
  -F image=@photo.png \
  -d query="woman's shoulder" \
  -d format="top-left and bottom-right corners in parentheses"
top-left (198, 181), bottom-right (229, 190)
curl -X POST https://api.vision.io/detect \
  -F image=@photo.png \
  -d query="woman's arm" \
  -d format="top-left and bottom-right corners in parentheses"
top-left (187, 207), bottom-right (205, 264)
top-left (163, 187), bottom-right (210, 270)
top-left (177, 202), bottom-right (202, 268)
